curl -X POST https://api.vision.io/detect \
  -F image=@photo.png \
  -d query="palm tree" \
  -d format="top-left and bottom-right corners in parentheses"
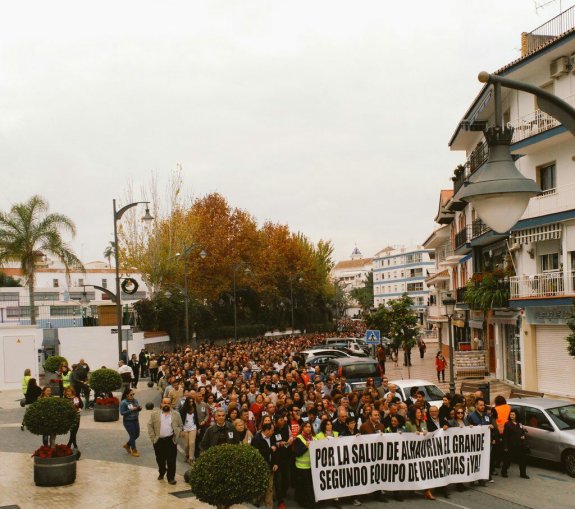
top-left (103, 241), bottom-right (116, 268)
top-left (0, 195), bottom-right (84, 325)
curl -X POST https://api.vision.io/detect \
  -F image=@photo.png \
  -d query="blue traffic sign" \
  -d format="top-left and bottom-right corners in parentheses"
top-left (365, 330), bottom-right (381, 344)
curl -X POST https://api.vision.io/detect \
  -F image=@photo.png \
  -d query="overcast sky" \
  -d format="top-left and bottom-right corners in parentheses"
top-left (0, 0), bottom-right (565, 264)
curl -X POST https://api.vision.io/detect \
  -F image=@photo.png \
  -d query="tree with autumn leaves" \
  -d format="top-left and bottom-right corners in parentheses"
top-left (123, 189), bottom-right (336, 340)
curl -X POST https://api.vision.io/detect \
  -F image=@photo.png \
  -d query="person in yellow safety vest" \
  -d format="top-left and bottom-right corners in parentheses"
top-left (314, 419), bottom-right (346, 509)
top-left (294, 421), bottom-right (316, 509)
top-left (22, 368), bottom-right (32, 396)
top-left (60, 362), bottom-right (72, 397)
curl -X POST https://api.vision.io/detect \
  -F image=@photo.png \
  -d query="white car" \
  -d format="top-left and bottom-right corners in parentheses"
top-left (390, 379), bottom-right (446, 409)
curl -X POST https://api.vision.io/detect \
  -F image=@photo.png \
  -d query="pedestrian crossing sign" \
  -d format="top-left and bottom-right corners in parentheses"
top-left (365, 330), bottom-right (381, 344)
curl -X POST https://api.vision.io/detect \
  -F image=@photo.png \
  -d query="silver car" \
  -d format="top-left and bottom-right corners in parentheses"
top-left (509, 398), bottom-right (575, 477)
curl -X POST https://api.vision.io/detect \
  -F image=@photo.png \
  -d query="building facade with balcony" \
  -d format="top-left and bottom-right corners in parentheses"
top-left (331, 247), bottom-right (373, 317)
top-left (0, 257), bottom-right (149, 328)
top-left (373, 246), bottom-right (435, 323)
top-left (447, 6), bottom-right (575, 398)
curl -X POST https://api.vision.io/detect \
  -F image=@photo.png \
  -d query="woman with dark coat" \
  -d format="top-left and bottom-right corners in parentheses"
top-left (502, 410), bottom-right (530, 479)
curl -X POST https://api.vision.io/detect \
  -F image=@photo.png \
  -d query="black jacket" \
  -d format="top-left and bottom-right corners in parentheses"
top-left (251, 431), bottom-right (278, 469)
top-left (200, 422), bottom-right (238, 452)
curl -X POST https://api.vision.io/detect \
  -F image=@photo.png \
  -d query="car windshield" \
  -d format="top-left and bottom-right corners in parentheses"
top-left (406, 385), bottom-right (445, 401)
top-left (546, 404), bottom-right (575, 430)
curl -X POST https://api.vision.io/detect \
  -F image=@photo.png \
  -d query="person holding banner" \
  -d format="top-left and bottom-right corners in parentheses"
top-left (294, 421), bottom-right (316, 509)
top-left (359, 409), bottom-right (389, 503)
top-left (314, 420), bottom-right (344, 509)
top-left (405, 407), bottom-right (436, 501)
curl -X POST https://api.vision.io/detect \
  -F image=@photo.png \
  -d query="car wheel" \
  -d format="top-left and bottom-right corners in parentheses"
top-left (563, 449), bottom-right (575, 478)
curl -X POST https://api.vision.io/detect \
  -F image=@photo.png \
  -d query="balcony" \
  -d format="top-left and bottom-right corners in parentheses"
top-left (520, 181), bottom-right (575, 221)
top-left (454, 227), bottom-right (471, 251)
top-left (456, 286), bottom-right (467, 304)
top-left (508, 94), bottom-right (575, 145)
top-left (471, 218), bottom-right (490, 239)
top-left (509, 270), bottom-right (575, 299)
top-left (522, 5), bottom-right (575, 55)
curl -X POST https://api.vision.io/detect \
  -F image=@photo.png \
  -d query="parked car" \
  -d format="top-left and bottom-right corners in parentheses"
top-left (390, 379), bottom-right (445, 408)
top-left (323, 337), bottom-right (371, 355)
top-left (508, 397), bottom-right (575, 477)
top-left (299, 348), bottom-right (352, 361)
top-left (324, 358), bottom-right (381, 391)
top-left (322, 344), bottom-right (369, 357)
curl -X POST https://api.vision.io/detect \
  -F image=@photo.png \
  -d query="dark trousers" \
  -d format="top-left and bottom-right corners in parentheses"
top-left (295, 468), bottom-right (315, 509)
top-left (274, 463), bottom-right (290, 502)
top-left (150, 368), bottom-right (158, 384)
top-left (437, 369), bottom-right (445, 382)
top-left (73, 383), bottom-right (90, 409)
top-left (502, 448), bottom-right (527, 476)
top-left (68, 420), bottom-right (80, 448)
top-left (140, 364), bottom-right (147, 378)
top-left (154, 436), bottom-right (177, 481)
top-left (132, 373), bottom-right (139, 389)
top-left (124, 419), bottom-right (140, 449)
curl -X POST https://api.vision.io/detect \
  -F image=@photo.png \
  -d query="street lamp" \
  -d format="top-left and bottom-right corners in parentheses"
top-left (459, 71), bottom-right (575, 233)
top-left (442, 294), bottom-right (457, 397)
top-left (176, 243), bottom-right (207, 348)
top-left (289, 275), bottom-right (303, 335)
top-left (113, 199), bottom-right (153, 360)
top-left (233, 262), bottom-right (251, 341)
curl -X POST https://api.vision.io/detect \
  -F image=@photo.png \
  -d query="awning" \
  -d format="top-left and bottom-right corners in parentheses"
top-left (510, 223), bottom-right (561, 245)
top-left (453, 319), bottom-right (466, 328)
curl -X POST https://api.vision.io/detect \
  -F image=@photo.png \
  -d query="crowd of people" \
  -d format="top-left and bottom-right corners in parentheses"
top-left (21, 333), bottom-right (531, 507)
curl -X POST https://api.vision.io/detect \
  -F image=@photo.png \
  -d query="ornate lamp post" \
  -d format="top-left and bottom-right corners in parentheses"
top-left (176, 243), bottom-right (207, 348)
top-left (113, 200), bottom-right (153, 360)
top-left (442, 294), bottom-right (457, 396)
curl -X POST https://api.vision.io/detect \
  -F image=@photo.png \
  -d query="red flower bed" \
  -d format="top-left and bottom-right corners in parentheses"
top-left (95, 397), bottom-right (119, 406)
top-left (32, 444), bottom-right (73, 458)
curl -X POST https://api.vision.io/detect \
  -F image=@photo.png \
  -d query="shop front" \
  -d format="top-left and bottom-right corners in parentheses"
top-left (525, 305), bottom-right (575, 398)
top-left (491, 310), bottom-right (521, 385)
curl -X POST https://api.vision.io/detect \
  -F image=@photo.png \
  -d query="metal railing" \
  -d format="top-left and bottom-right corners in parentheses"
top-left (523, 5), bottom-right (575, 55)
top-left (509, 270), bottom-right (575, 298)
top-left (455, 227), bottom-right (471, 250)
top-left (471, 218), bottom-right (490, 239)
top-left (466, 141), bottom-right (488, 176)
top-left (437, 244), bottom-right (455, 263)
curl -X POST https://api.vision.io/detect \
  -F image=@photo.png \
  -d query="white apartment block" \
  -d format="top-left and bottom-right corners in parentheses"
top-left (331, 247), bottom-right (373, 317)
top-left (373, 246), bottom-right (435, 321)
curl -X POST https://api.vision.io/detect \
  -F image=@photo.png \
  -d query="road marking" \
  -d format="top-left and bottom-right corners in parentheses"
top-left (436, 498), bottom-right (472, 509)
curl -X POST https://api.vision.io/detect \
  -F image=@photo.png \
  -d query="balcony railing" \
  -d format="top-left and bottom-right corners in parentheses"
top-left (437, 244), bottom-right (454, 263)
top-left (454, 227), bottom-right (471, 250)
top-left (471, 218), bottom-right (490, 239)
top-left (466, 141), bottom-right (488, 176)
top-left (521, 181), bottom-right (575, 220)
top-left (523, 5), bottom-right (575, 55)
top-left (508, 94), bottom-right (575, 144)
top-left (456, 286), bottom-right (466, 303)
top-left (509, 270), bottom-right (575, 298)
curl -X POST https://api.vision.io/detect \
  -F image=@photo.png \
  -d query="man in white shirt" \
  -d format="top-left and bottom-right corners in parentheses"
top-left (117, 361), bottom-right (134, 393)
top-left (147, 397), bottom-right (183, 485)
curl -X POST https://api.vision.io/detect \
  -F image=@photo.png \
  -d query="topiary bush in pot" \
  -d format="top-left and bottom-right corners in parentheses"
top-left (89, 368), bottom-right (122, 398)
top-left (189, 444), bottom-right (269, 509)
top-left (43, 355), bottom-right (68, 374)
top-left (23, 397), bottom-right (79, 486)
top-left (43, 355), bottom-right (68, 396)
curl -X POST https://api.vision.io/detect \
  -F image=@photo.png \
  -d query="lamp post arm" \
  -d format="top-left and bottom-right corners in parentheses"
top-left (478, 71), bottom-right (575, 137)
top-left (114, 201), bottom-right (150, 221)
top-left (83, 284), bottom-right (118, 303)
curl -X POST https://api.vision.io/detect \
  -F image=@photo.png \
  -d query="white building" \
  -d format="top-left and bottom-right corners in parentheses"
top-left (373, 246), bottom-right (435, 323)
top-left (446, 6), bottom-right (575, 397)
top-left (0, 256), bottom-right (148, 328)
top-left (331, 247), bottom-right (373, 317)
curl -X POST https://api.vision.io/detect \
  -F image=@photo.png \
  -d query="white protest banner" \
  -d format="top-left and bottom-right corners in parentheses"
top-left (309, 427), bottom-right (490, 501)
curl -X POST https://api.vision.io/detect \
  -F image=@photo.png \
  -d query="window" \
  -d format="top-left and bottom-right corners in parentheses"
top-left (540, 253), bottom-right (559, 272)
top-left (0, 292), bottom-right (19, 302)
top-left (78, 278), bottom-right (84, 287)
top-left (537, 162), bottom-right (556, 192)
top-left (53, 279), bottom-right (59, 288)
top-left (34, 292), bottom-right (58, 302)
top-left (407, 282), bottom-right (424, 292)
top-left (50, 306), bottom-right (80, 316)
top-left (524, 406), bottom-right (553, 431)
top-left (410, 268), bottom-right (423, 278)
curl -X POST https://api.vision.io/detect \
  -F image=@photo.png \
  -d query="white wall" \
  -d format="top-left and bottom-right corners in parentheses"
top-left (58, 326), bottom-right (126, 371)
top-left (0, 325), bottom-right (43, 390)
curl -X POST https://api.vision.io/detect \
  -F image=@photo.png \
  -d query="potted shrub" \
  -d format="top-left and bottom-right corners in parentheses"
top-left (23, 397), bottom-right (78, 486)
top-left (189, 444), bottom-right (269, 509)
top-left (42, 355), bottom-right (67, 397)
top-left (89, 368), bottom-right (122, 422)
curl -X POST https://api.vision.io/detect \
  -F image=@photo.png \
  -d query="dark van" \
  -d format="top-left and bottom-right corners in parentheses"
top-left (323, 358), bottom-right (381, 390)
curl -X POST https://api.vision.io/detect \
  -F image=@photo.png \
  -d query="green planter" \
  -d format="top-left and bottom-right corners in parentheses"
top-left (94, 403), bottom-right (119, 422)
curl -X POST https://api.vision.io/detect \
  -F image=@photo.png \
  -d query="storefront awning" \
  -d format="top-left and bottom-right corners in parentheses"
top-left (510, 223), bottom-right (561, 245)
